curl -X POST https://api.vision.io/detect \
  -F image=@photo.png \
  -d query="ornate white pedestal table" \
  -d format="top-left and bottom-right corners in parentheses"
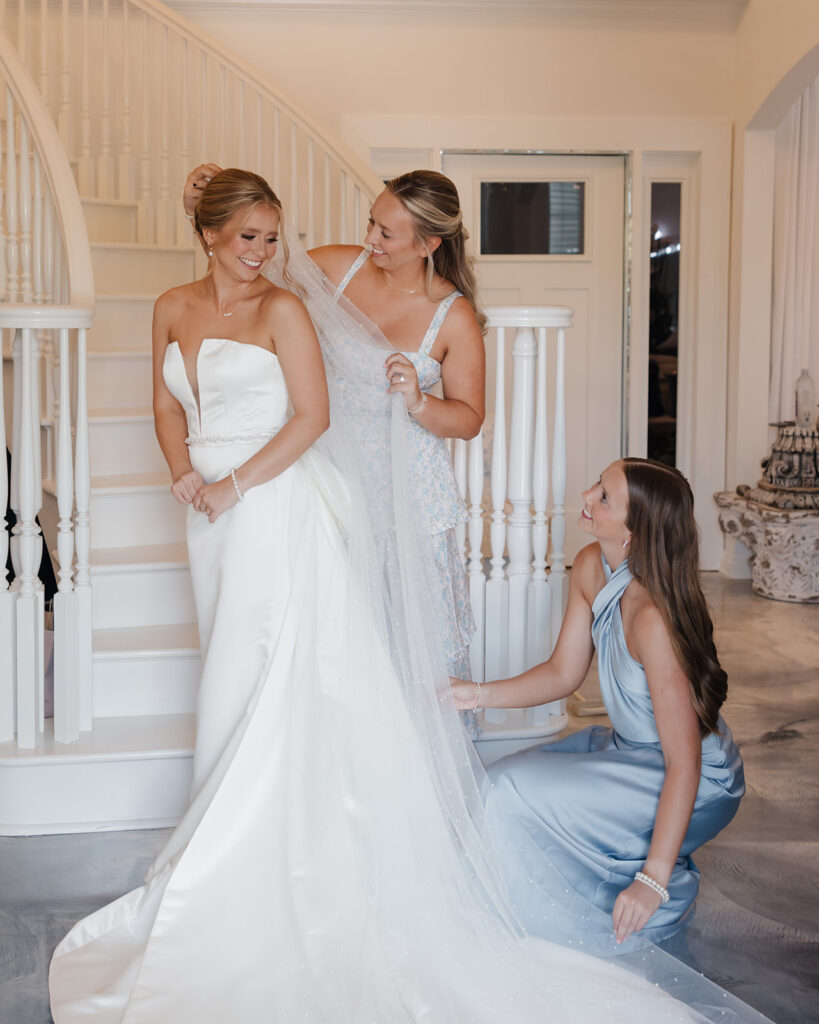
top-left (714, 490), bottom-right (819, 603)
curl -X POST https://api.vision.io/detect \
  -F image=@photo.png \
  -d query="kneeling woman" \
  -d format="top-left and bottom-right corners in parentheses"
top-left (453, 458), bottom-right (744, 953)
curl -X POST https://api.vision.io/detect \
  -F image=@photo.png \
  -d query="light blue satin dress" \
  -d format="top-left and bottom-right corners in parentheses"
top-left (485, 554), bottom-right (745, 954)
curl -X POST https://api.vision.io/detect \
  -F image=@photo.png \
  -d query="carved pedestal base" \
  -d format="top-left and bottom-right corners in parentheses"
top-left (715, 491), bottom-right (819, 603)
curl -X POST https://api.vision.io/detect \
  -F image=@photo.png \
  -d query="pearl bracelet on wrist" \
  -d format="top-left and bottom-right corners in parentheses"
top-left (634, 870), bottom-right (670, 904)
top-left (472, 683), bottom-right (482, 711)
top-left (407, 392), bottom-right (427, 416)
top-left (230, 468), bottom-right (244, 502)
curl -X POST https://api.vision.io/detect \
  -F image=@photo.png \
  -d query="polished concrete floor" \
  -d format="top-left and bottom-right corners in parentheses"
top-left (0, 576), bottom-right (817, 1024)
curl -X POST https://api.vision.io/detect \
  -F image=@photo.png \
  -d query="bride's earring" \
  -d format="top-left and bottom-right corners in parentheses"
top-left (207, 246), bottom-right (214, 257)
top-left (622, 536), bottom-right (630, 549)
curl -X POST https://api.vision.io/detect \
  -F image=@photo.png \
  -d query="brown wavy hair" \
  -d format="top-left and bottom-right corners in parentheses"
top-left (193, 167), bottom-right (292, 284)
top-left (385, 170), bottom-right (487, 334)
top-left (622, 458), bottom-right (727, 736)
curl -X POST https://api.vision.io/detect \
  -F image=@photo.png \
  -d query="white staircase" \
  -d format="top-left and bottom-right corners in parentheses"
top-left (2, 198), bottom-right (202, 836)
top-left (0, 0), bottom-right (575, 836)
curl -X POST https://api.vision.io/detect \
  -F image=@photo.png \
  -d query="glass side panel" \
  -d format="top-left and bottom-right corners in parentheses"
top-left (648, 182), bottom-right (681, 466)
top-left (480, 181), bottom-right (585, 255)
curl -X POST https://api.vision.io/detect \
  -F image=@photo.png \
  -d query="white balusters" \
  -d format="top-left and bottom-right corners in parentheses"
top-left (156, 24), bottom-right (172, 244)
top-left (550, 325), bottom-right (569, 634)
top-left (77, 0), bottom-right (93, 194)
top-left (484, 325), bottom-right (508, 723)
top-left (306, 136), bottom-right (315, 249)
top-left (38, 0), bottom-right (47, 108)
top-left (323, 153), bottom-right (331, 246)
top-left (58, 0), bottom-right (71, 150)
top-left (176, 38), bottom-right (191, 243)
top-left (6, 92), bottom-right (19, 301)
top-left (137, 12), bottom-right (152, 242)
top-left (0, 328), bottom-right (13, 743)
top-left (453, 437), bottom-right (467, 564)
top-left (468, 308), bottom-right (574, 739)
top-left (0, 29), bottom-right (95, 748)
top-left (96, 0), bottom-right (115, 197)
top-left (467, 432), bottom-right (485, 684)
top-left (53, 325), bottom-right (77, 742)
top-left (18, 115), bottom-right (33, 302)
top-left (74, 325), bottom-right (93, 731)
top-left (290, 122), bottom-right (299, 234)
top-left (527, 325), bottom-right (552, 727)
top-left (13, 328), bottom-right (44, 749)
top-left (507, 323), bottom-right (536, 677)
top-left (339, 172), bottom-right (348, 243)
top-left (119, 0), bottom-right (135, 200)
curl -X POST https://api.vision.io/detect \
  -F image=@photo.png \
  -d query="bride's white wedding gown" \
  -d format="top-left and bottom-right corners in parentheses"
top-left (49, 333), bottom-right (763, 1023)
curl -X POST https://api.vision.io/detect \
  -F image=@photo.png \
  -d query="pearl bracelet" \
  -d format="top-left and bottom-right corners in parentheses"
top-left (229, 468), bottom-right (244, 502)
top-left (472, 683), bottom-right (482, 711)
top-left (634, 870), bottom-right (670, 904)
top-left (407, 392), bottom-right (427, 416)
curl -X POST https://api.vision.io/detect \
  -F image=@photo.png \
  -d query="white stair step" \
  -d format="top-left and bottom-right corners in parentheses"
top-left (93, 622), bottom-right (200, 718)
top-left (0, 715), bottom-right (194, 835)
top-left (43, 472), bottom-right (187, 549)
top-left (89, 543), bottom-right (195, 629)
top-left (91, 295), bottom-right (156, 351)
top-left (87, 349), bottom-right (153, 409)
top-left (91, 243), bottom-right (195, 294)
top-left (82, 197), bottom-right (138, 244)
top-left (86, 406), bottom-right (166, 475)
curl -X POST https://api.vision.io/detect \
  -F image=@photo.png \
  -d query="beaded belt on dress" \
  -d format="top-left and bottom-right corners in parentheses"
top-left (185, 430), bottom-right (279, 447)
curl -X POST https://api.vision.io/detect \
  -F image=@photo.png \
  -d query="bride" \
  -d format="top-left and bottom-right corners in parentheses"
top-left (49, 169), bottom-right (767, 1023)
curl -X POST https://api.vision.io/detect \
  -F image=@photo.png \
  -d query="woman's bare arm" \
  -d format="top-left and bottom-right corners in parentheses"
top-left (452, 544), bottom-right (601, 707)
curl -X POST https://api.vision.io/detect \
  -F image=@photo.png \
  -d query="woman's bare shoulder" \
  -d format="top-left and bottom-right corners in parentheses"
top-left (307, 244), bottom-right (365, 283)
top-left (572, 543), bottom-right (607, 602)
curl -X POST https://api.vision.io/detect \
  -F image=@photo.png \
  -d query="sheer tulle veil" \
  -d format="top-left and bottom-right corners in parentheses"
top-left (263, 227), bottom-right (770, 1024)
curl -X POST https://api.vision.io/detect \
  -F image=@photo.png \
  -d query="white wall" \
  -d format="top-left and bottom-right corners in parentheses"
top-left (170, 6), bottom-right (737, 133)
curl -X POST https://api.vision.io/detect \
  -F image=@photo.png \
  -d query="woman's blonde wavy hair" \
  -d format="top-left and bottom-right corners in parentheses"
top-left (385, 170), bottom-right (487, 335)
top-left (193, 168), bottom-right (294, 287)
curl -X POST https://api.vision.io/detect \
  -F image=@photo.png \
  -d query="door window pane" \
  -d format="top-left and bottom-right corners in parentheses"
top-left (480, 181), bottom-right (585, 255)
top-left (648, 182), bottom-right (681, 466)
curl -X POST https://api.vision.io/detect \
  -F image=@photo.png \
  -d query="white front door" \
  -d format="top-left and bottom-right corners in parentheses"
top-left (444, 152), bottom-right (626, 561)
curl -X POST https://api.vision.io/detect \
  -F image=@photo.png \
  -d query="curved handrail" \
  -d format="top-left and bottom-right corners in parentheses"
top-left (0, 30), bottom-right (94, 308)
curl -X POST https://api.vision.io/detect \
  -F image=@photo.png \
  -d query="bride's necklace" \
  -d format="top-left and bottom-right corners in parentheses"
top-left (208, 280), bottom-right (252, 318)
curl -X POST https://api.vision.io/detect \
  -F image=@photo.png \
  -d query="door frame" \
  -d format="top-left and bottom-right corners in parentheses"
top-left (442, 148), bottom-right (632, 459)
top-left (359, 117), bottom-right (731, 567)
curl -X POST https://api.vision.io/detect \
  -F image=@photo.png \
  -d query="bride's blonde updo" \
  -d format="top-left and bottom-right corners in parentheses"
top-left (385, 170), bottom-right (487, 334)
top-left (193, 167), bottom-right (291, 276)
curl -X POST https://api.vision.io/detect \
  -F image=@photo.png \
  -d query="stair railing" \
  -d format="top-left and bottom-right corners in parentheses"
top-left (0, 27), bottom-right (94, 749)
top-left (453, 306), bottom-right (573, 737)
top-left (2, 0), bottom-right (384, 246)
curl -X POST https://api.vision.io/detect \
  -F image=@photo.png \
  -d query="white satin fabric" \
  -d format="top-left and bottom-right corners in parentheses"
top-left (48, 336), bottom-right (717, 1024)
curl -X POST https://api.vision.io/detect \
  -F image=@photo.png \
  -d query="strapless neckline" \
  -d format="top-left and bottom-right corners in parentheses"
top-left (167, 338), bottom-right (282, 432)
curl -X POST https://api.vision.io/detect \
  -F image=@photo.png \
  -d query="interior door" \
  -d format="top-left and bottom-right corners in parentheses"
top-left (444, 152), bottom-right (626, 561)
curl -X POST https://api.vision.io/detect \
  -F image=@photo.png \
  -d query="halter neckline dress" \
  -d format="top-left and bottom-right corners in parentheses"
top-left (484, 552), bottom-right (745, 955)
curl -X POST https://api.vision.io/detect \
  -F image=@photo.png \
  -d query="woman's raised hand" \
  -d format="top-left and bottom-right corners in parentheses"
top-left (171, 469), bottom-right (205, 505)
top-left (183, 163), bottom-right (223, 217)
